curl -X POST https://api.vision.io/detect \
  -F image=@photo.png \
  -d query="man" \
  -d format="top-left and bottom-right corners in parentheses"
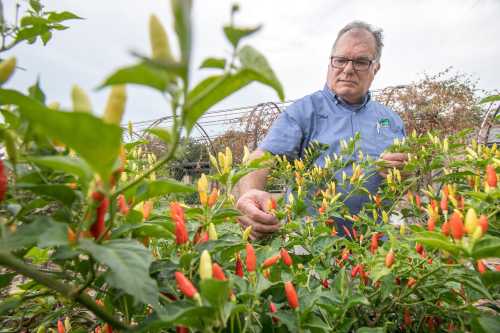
top-left (236, 21), bottom-right (407, 239)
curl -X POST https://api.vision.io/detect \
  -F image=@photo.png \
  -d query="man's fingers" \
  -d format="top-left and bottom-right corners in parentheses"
top-left (237, 198), bottom-right (278, 225)
top-left (381, 152), bottom-right (408, 162)
top-left (238, 216), bottom-right (280, 234)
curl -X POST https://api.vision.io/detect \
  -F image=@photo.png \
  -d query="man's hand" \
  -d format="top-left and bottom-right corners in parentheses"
top-left (378, 152), bottom-right (408, 177)
top-left (236, 189), bottom-right (280, 239)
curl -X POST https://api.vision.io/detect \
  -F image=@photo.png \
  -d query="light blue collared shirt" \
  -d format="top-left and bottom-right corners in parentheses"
top-left (259, 85), bottom-right (405, 233)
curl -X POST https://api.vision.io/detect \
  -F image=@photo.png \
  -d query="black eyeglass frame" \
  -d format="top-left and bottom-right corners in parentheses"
top-left (330, 56), bottom-right (375, 72)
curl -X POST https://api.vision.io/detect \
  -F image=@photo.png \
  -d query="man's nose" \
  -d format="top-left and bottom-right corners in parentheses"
top-left (342, 60), bottom-right (355, 74)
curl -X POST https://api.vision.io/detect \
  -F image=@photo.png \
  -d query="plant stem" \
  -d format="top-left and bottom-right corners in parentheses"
top-left (0, 251), bottom-right (131, 330)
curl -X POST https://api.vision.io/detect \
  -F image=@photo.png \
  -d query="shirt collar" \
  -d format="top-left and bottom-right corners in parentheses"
top-left (323, 84), bottom-right (371, 111)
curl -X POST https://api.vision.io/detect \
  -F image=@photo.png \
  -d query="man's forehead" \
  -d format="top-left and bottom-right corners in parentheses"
top-left (333, 29), bottom-right (377, 56)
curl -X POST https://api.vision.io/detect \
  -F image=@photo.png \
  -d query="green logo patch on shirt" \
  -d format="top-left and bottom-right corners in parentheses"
top-left (378, 118), bottom-right (390, 128)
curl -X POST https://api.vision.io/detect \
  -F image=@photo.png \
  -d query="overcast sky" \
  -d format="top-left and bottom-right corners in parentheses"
top-left (4, 0), bottom-right (500, 124)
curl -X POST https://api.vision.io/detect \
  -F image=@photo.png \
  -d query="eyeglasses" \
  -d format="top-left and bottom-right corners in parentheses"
top-left (330, 56), bottom-right (374, 71)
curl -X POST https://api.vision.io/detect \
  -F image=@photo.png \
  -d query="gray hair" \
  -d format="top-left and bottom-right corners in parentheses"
top-left (332, 21), bottom-right (384, 62)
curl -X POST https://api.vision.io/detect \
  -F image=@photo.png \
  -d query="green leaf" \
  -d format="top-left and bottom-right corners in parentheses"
top-left (471, 236), bottom-right (500, 259)
top-left (134, 179), bottom-right (195, 203)
top-left (200, 279), bottom-right (231, 308)
top-left (24, 247), bottom-right (49, 264)
top-left (17, 183), bottom-right (77, 206)
top-left (184, 72), bottom-right (254, 131)
top-left (357, 328), bottom-right (386, 333)
top-left (471, 314), bottom-right (500, 333)
top-left (79, 239), bottom-right (160, 308)
top-left (453, 273), bottom-right (492, 300)
top-left (37, 221), bottom-right (69, 248)
top-left (0, 217), bottom-right (52, 251)
top-left (211, 208), bottom-right (242, 223)
top-left (413, 231), bottom-right (462, 256)
top-left (28, 79), bottom-right (46, 103)
top-left (479, 94), bottom-right (500, 104)
top-left (273, 311), bottom-right (298, 332)
top-left (480, 271), bottom-right (500, 287)
top-left (146, 127), bottom-right (172, 144)
top-left (199, 57), bottom-right (226, 70)
top-left (0, 297), bottom-right (21, 315)
top-left (0, 273), bottom-right (16, 289)
top-left (47, 11), bottom-right (83, 22)
top-left (170, 0), bottom-right (192, 78)
top-left (238, 45), bottom-right (284, 101)
top-left (223, 25), bottom-right (261, 48)
top-left (28, 155), bottom-right (93, 182)
top-left (0, 89), bottom-right (122, 178)
top-left (100, 63), bottom-right (173, 92)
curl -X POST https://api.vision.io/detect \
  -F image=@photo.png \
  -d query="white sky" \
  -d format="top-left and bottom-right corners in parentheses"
top-left (4, 0), bottom-right (500, 123)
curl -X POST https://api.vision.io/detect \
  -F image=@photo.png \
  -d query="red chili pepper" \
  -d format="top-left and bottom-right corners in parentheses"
top-left (321, 278), bottom-right (329, 288)
top-left (351, 264), bottom-right (361, 278)
top-left (374, 194), bottom-right (382, 208)
top-left (476, 260), bottom-right (487, 274)
top-left (385, 249), bottom-right (395, 268)
top-left (57, 319), bottom-right (65, 333)
top-left (280, 248), bottom-right (293, 266)
top-left (170, 202), bottom-right (185, 224)
top-left (427, 216), bottom-right (436, 232)
top-left (90, 197), bottom-right (109, 239)
top-left (441, 220), bottom-right (450, 237)
top-left (449, 211), bottom-right (464, 240)
top-left (370, 234), bottom-right (378, 254)
top-left (235, 254), bottom-right (244, 277)
top-left (403, 308), bottom-right (412, 327)
top-left (359, 266), bottom-right (369, 285)
top-left (262, 254), bottom-right (281, 268)
top-left (407, 277), bottom-right (417, 288)
top-left (176, 326), bottom-right (189, 333)
top-left (117, 194), bottom-right (129, 215)
top-left (175, 220), bottom-right (189, 245)
top-left (207, 188), bottom-right (219, 208)
top-left (0, 160), bottom-right (7, 202)
top-left (427, 317), bottom-right (436, 333)
top-left (415, 243), bottom-right (424, 255)
top-left (268, 197), bottom-right (277, 211)
top-left (486, 164), bottom-right (497, 188)
top-left (269, 301), bottom-right (277, 313)
top-left (193, 229), bottom-right (208, 245)
top-left (341, 248), bottom-right (350, 261)
top-left (175, 272), bottom-right (198, 299)
top-left (440, 195), bottom-right (448, 213)
top-left (479, 215), bottom-right (488, 233)
top-left (104, 324), bottom-right (113, 333)
top-left (430, 199), bottom-right (438, 213)
top-left (91, 191), bottom-right (105, 202)
top-left (415, 194), bottom-right (422, 209)
top-left (342, 226), bottom-right (352, 239)
top-left (212, 263), bottom-right (227, 281)
top-left (352, 227), bottom-right (358, 240)
top-left (246, 243), bottom-right (256, 272)
top-left (284, 281), bottom-right (299, 309)
top-left (269, 301), bottom-right (279, 323)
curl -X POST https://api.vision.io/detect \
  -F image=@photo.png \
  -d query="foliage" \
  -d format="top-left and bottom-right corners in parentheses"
top-left (377, 69), bottom-right (484, 136)
top-left (0, 1), bottom-right (499, 333)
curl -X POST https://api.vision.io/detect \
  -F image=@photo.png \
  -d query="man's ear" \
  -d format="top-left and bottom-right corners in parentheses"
top-left (374, 63), bottom-right (381, 75)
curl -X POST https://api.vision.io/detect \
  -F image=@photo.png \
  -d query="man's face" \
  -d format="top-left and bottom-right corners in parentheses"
top-left (327, 29), bottom-right (380, 104)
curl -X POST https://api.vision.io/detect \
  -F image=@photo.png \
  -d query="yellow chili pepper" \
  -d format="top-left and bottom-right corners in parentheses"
top-left (103, 85), bottom-right (127, 125)
top-left (71, 84), bottom-right (92, 113)
top-left (0, 57), bottom-right (16, 85)
top-left (208, 223), bottom-right (218, 240)
top-left (149, 14), bottom-right (174, 62)
top-left (199, 250), bottom-right (213, 280)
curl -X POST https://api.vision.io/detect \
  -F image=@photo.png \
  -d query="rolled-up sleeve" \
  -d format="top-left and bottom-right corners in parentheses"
top-left (258, 108), bottom-right (304, 159)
